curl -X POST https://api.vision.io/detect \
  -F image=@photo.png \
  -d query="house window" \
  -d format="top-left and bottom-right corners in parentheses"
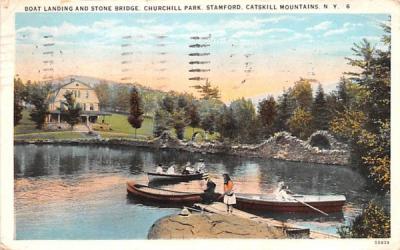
top-left (78, 90), bottom-right (81, 98)
top-left (83, 103), bottom-right (86, 111)
top-left (90, 103), bottom-right (94, 111)
top-left (86, 91), bottom-right (89, 98)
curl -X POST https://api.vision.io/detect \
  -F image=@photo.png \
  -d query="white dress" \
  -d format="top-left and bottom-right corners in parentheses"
top-left (223, 193), bottom-right (236, 205)
top-left (166, 167), bottom-right (175, 174)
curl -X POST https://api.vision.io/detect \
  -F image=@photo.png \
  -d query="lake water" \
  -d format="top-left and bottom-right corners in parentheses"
top-left (14, 144), bottom-right (389, 239)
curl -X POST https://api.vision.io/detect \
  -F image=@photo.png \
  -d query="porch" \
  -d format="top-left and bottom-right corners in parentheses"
top-left (46, 110), bottom-right (112, 126)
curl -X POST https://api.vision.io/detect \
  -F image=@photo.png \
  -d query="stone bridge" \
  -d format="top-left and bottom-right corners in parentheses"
top-left (151, 130), bottom-right (350, 165)
top-left (230, 131), bottom-right (350, 165)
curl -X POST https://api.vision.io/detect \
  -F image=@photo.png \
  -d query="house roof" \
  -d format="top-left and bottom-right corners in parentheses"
top-left (51, 78), bottom-right (93, 93)
top-left (48, 78), bottom-right (94, 103)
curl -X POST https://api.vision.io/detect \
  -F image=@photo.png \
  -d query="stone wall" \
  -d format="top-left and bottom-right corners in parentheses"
top-left (15, 131), bottom-right (350, 166)
top-left (230, 131), bottom-right (349, 165)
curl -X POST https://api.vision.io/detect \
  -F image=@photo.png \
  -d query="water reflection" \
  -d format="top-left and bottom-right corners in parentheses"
top-left (14, 144), bottom-right (389, 239)
top-left (14, 144), bottom-right (377, 200)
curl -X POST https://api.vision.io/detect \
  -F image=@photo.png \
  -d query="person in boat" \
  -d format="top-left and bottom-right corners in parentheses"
top-left (166, 165), bottom-right (175, 174)
top-left (221, 173), bottom-right (236, 214)
top-left (276, 182), bottom-right (294, 201)
top-left (182, 162), bottom-right (195, 175)
top-left (155, 164), bottom-right (163, 174)
top-left (201, 175), bottom-right (216, 204)
top-left (196, 159), bottom-right (206, 173)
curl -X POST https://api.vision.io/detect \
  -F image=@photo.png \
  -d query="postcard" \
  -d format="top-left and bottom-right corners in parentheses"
top-left (1, 0), bottom-right (399, 249)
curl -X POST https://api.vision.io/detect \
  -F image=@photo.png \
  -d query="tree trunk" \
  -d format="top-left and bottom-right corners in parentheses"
top-left (135, 129), bottom-right (137, 138)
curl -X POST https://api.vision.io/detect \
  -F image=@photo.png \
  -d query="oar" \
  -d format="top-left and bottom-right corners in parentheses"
top-left (289, 195), bottom-right (329, 216)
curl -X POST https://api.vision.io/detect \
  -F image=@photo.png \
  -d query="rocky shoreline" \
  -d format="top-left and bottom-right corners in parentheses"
top-left (14, 130), bottom-right (350, 165)
top-left (148, 213), bottom-right (286, 239)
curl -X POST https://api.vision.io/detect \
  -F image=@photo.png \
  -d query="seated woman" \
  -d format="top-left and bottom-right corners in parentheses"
top-left (155, 164), bottom-right (163, 174)
top-left (201, 176), bottom-right (216, 204)
top-left (182, 162), bottom-right (195, 175)
top-left (166, 165), bottom-right (175, 174)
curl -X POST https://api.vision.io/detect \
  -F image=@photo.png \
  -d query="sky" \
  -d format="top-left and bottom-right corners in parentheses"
top-left (15, 13), bottom-right (389, 102)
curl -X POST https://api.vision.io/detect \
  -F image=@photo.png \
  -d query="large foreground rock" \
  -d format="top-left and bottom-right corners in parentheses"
top-left (148, 213), bottom-right (285, 239)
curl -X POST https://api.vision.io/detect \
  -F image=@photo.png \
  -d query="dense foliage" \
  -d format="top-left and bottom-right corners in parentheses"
top-left (338, 202), bottom-right (390, 238)
top-left (61, 91), bottom-right (82, 130)
top-left (26, 82), bottom-right (51, 129)
top-left (14, 78), bottom-right (24, 126)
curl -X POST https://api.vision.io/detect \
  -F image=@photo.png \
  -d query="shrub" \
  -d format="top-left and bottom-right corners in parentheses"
top-left (338, 202), bottom-right (390, 238)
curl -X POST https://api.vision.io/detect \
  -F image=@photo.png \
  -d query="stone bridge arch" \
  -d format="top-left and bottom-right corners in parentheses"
top-left (307, 131), bottom-right (344, 150)
top-left (191, 131), bottom-right (206, 141)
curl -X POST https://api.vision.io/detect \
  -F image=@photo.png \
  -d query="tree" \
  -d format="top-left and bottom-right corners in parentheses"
top-left (288, 107), bottom-right (313, 140)
top-left (153, 109), bottom-right (172, 137)
top-left (332, 20), bottom-right (391, 192)
top-left (94, 81), bottom-right (111, 111)
top-left (172, 109), bottom-right (188, 140)
top-left (28, 83), bottom-right (50, 129)
top-left (216, 106), bottom-right (237, 141)
top-left (112, 84), bottom-right (131, 112)
top-left (191, 79), bottom-right (220, 100)
top-left (338, 202), bottom-right (390, 238)
top-left (258, 95), bottom-right (277, 138)
top-left (359, 122), bottom-right (390, 191)
top-left (289, 78), bottom-right (315, 111)
top-left (345, 37), bottom-right (390, 132)
top-left (200, 112), bottom-right (217, 138)
top-left (14, 78), bottom-right (25, 126)
top-left (127, 87), bottom-right (144, 138)
top-left (177, 95), bottom-right (189, 109)
top-left (61, 91), bottom-right (81, 130)
top-left (336, 77), bottom-right (350, 112)
top-left (311, 84), bottom-right (330, 130)
top-left (230, 98), bottom-right (257, 143)
top-left (186, 102), bottom-right (200, 135)
top-left (275, 91), bottom-right (292, 131)
top-left (141, 90), bottom-right (161, 116)
top-left (161, 95), bottom-right (175, 113)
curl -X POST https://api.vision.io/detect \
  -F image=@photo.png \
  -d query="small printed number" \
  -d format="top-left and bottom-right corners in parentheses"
top-left (375, 240), bottom-right (389, 245)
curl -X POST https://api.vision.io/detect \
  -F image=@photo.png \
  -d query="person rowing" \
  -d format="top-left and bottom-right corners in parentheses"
top-left (275, 181), bottom-right (329, 216)
top-left (182, 162), bottom-right (195, 175)
top-left (275, 182), bottom-right (294, 201)
top-left (195, 159), bottom-right (206, 173)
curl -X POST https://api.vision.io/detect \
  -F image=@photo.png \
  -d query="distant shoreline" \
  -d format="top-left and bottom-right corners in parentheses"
top-left (14, 131), bottom-right (350, 166)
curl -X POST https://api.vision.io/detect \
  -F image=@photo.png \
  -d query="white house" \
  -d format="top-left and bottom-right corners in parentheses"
top-left (47, 78), bottom-right (110, 126)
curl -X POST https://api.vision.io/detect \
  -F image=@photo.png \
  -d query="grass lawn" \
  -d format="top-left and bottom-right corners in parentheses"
top-left (14, 131), bottom-right (86, 140)
top-left (15, 110), bottom-right (217, 141)
top-left (15, 110), bottom-right (86, 140)
top-left (100, 113), bottom-right (217, 141)
top-left (100, 113), bottom-right (154, 137)
top-left (14, 110), bottom-right (41, 134)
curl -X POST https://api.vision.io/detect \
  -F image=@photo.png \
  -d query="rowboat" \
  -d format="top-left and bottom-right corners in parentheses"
top-left (235, 193), bottom-right (346, 213)
top-left (127, 180), bottom-right (218, 204)
top-left (146, 171), bottom-right (204, 183)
